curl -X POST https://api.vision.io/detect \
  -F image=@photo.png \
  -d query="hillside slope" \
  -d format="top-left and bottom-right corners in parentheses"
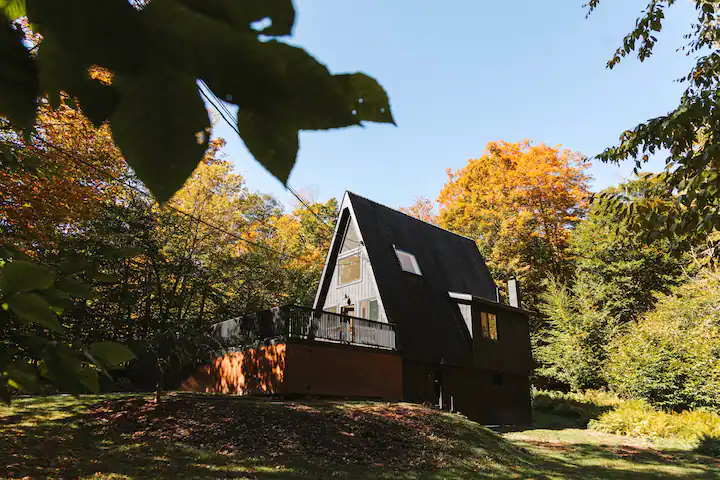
top-left (2, 394), bottom-right (718, 479)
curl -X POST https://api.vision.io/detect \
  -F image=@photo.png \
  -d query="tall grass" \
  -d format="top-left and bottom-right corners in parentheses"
top-left (589, 400), bottom-right (720, 446)
top-left (534, 389), bottom-right (720, 453)
top-left (532, 389), bottom-right (622, 426)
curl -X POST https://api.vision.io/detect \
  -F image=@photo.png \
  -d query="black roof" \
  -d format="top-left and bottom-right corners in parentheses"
top-left (345, 192), bottom-right (498, 365)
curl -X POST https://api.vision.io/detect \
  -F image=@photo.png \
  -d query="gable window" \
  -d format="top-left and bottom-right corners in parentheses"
top-left (338, 254), bottom-right (361, 285)
top-left (395, 248), bottom-right (422, 275)
top-left (480, 312), bottom-right (498, 340)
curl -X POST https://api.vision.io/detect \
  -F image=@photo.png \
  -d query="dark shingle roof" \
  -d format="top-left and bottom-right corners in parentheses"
top-left (347, 192), bottom-right (497, 365)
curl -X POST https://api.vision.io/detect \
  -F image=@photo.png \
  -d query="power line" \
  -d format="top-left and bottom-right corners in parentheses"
top-left (27, 131), bottom-right (309, 264)
top-left (198, 85), bottom-right (355, 246)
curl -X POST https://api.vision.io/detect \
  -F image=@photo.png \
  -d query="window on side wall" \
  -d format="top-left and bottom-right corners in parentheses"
top-left (338, 254), bottom-right (361, 285)
top-left (480, 312), bottom-right (499, 340)
top-left (359, 298), bottom-right (380, 321)
top-left (394, 248), bottom-right (422, 275)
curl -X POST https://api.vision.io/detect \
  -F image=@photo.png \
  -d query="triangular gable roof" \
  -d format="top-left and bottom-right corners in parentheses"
top-left (315, 191), bottom-right (498, 365)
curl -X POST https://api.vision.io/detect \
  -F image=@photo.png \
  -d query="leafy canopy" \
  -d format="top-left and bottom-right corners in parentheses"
top-left (0, 0), bottom-right (394, 202)
top-left (571, 175), bottom-right (692, 324)
top-left (437, 140), bottom-right (590, 309)
top-left (605, 269), bottom-right (720, 411)
top-left (587, 0), bottom-right (720, 238)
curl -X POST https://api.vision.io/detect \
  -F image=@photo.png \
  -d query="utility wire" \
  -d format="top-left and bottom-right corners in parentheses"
top-left (27, 130), bottom-right (309, 264)
top-left (198, 84), bottom-right (359, 246)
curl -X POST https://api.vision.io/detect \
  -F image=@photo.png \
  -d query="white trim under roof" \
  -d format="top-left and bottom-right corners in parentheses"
top-left (448, 292), bottom-right (473, 302)
top-left (313, 192), bottom-right (390, 324)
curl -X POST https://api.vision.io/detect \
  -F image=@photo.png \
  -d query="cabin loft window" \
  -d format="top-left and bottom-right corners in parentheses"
top-left (395, 249), bottom-right (422, 275)
top-left (340, 216), bottom-right (361, 254)
top-left (480, 312), bottom-right (498, 340)
top-left (359, 298), bottom-right (380, 321)
top-left (338, 254), bottom-right (361, 285)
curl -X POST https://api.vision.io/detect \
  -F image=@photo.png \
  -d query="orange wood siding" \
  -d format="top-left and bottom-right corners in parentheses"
top-left (181, 344), bottom-right (286, 395)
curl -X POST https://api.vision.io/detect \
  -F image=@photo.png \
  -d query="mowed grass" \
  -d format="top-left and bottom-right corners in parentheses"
top-left (1, 393), bottom-right (719, 479)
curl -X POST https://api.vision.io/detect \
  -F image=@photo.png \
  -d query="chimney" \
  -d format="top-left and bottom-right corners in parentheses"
top-left (508, 277), bottom-right (520, 308)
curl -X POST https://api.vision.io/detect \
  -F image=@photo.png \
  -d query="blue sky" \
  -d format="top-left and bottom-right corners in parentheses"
top-left (209, 1), bottom-right (697, 210)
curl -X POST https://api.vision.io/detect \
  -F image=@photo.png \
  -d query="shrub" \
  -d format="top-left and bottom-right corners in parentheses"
top-left (532, 389), bottom-right (622, 425)
top-left (604, 271), bottom-right (720, 411)
top-left (590, 400), bottom-right (720, 447)
top-left (535, 276), bottom-right (619, 391)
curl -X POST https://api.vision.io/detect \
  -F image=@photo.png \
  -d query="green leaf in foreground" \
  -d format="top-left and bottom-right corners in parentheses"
top-left (0, 19), bottom-right (38, 130)
top-left (6, 292), bottom-right (64, 332)
top-left (237, 109), bottom-right (298, 183)
top-left (337, 73), bottom-right (395, 125)
top-left (56, 276), bottom-right (92, 299)
top-left (76, 367), bottom-right (99, 393)
top-left (6, 360), bottom-right (39, 393)
top-left (0, 260), bottom-right (55, 294)
top-left (1, 0), bottom-right (26, 21)
top-left (111, 69), bottom-right (210, 203)
top-left (89, 341), bottom-right (136, 368)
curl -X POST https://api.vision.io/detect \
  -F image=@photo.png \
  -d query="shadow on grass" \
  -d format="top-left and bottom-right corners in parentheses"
top-left (512, 438), bottom-right (720, 480)
top-left (2, 394), bottom-right (719, 479)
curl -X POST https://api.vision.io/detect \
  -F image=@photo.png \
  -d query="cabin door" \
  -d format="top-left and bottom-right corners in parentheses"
top-left (341, 305), bottom-right (354, 342)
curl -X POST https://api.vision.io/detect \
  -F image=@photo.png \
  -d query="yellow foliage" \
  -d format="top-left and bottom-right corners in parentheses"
top-left (438, 140), bottom-right (590, 300)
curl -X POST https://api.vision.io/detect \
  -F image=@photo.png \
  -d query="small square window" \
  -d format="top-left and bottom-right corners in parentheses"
top-left (480, 312), bottom-right (499, 340)
top-left (395, 249), bottom-right (421, 275)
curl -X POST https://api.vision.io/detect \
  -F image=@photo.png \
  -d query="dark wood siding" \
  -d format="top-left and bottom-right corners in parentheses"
top-left (472, 306), bottom-right (532, 374)
top-left (284, 340), bottom-right (402, 400)
top-left (442, 367), bottom-right (532, 425)
top-left (401, 358), bottom-right (532, 426)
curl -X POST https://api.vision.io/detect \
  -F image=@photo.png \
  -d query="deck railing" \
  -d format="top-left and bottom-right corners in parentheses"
top-left (211, 305), bottom-right (396, 350)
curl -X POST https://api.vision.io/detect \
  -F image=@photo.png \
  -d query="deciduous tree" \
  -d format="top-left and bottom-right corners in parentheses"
top-left (587, 0), bottom-right (720, 238)
top-left (438, 140), bottom-right (590, 309)
top-left (400, 197), bottom-right (438, 225)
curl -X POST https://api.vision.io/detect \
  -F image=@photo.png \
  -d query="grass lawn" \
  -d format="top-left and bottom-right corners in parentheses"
top-left (2, 393), bottom-right (719, 479)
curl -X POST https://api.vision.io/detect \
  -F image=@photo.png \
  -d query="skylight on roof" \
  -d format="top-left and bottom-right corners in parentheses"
top-left (395, 248), bottom-right (422, 276)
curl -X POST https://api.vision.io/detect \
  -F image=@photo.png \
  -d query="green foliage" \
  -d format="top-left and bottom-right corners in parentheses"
top-left (572, 176), bottom-right (691, 324)
top-left (0, 0), bottom-right (394, 203)
top-left (535, 275), bottom-right (618, 391)
top-left (0, 18), bottom-right (37, 130)
top-left (533, 389), bottom-right (622, 426)
top-left (587, 1), bottom-right (720, 238)
top-left (87, 342), bottom-right (135, 369)
top-left (0, 252), bottom-right (139, 401)
top-left (110, 68), bottom-right (210, 202)
top-left (590, 399), bottom-right (720, 447)
top-left (6, 292), bottom-right (63, 332)
top-left (0, 259), bottom-right (54, 292)
top-left (0, 1), bottom-right (26, 22)
top-left (605, 271), bottom-right (720, 412)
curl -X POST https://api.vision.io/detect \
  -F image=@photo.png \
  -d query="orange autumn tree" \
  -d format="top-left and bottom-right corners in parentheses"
top-left (438, 140), bottom-right (590, 308)
top-left (1, 103), bottom-right (127, 245)
top-left (400, 197), bottom-right (438, 225)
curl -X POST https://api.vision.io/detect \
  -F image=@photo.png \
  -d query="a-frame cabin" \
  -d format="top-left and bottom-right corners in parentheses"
top-left (313, 192), bottom-right (532, 425)
top-left (184, 192), bottom-right (532, 426)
